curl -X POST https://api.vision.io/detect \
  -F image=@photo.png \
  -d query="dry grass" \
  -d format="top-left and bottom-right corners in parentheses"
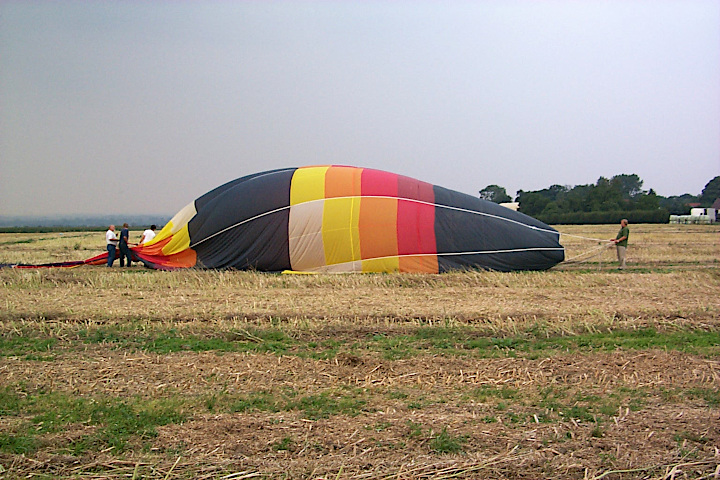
top-left (556, 224), bottom-right (720, 268)
top-left (0, 224), bottom-right (719, 479)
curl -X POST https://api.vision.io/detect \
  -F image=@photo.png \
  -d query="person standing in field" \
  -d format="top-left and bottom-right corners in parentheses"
top-left (610, 218), bottom-right (629, 270)
top-left (118, 223), bottom-right (133, 267)
top-left (139, 224), bottom-right (157, 245)
top-left (106, 225), bottom-right (119, 267)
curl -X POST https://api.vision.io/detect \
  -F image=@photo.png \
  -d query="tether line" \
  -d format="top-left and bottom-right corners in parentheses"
top-left (562, 243), bottom-right (613, 263)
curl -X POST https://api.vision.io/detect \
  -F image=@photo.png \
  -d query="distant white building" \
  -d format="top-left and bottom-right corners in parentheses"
top-left (670, 208), bottom-right (716, 224)
top-left (690, 208), bottom-right (716, 221)
top-left (500, 202), bottom-right (519, 211)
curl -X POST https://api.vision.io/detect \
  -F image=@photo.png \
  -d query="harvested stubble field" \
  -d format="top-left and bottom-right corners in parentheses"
top-left (0, 224), bottom-right (718, 479)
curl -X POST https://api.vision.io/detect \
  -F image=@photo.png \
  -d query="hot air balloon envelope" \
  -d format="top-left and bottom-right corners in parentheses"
top-left (131, 166), bottom-right (564, 273)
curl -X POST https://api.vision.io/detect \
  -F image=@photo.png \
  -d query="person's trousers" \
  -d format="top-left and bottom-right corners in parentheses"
top-left (107, 244), bottom-right (117, 267)
top-left (119, 242), bottom-right (132, 267)
top-left (616, 245), bottom-right (627, 269)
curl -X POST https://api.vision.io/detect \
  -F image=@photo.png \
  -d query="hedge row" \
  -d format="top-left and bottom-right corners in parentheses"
top-left (535, 209), bottom-right (670, 225)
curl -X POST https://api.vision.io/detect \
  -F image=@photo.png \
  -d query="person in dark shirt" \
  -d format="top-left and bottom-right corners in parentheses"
top-left (610, 219), bottom-right (629, 270)
top-left (118, 223), bottom-right (133, 267)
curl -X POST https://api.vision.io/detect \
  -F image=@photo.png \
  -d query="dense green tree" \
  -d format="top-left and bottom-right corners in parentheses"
top-left (611, 174), bottom-right (644, 199)
top-left (560, 184), bottom-right (592, 212)
top-left (516, 191), bottom-right (550, 216)
top-left (514, 174), bottom-right (667, 217)
top-left (658, 194), bottom-right (699, 214)
top-left (635, 188), bottom-right (660, 210)
top-left (479, 185), bottom-right (512, 203)
top-left (516, 184), bottom-right (569, 215)
top-left (541, 201), bottom-right (562, 216)
top-left (510, 173), bottom-right (712, 221)
top-left (587, 177), bottom-right (623, 211)
top-left (700, 176), bottom-right (720, 206)
top-left (545, 184), bottom-right (570, 201)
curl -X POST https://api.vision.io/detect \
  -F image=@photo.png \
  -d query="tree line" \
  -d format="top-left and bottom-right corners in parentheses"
top-left (480, 175), bottom-right (720, 224)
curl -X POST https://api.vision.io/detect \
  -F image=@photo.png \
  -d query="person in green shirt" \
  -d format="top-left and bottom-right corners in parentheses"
top-left (610, 219), bottom-right (629, 269)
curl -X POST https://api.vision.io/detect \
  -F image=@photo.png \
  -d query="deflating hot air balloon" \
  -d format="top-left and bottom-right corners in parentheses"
top-left (129, 165), bottom-right (564, 272)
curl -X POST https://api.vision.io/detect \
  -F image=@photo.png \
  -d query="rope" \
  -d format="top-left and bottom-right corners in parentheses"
top-left (554, 227), bottom-right (615, 264)
top-left (556, 231), bottom-right (607, 242)
top-left (563, 242), bottom-right (613, 264)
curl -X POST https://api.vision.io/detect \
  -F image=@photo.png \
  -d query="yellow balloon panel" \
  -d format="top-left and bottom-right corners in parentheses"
top-left (322, 197), bottom-right (361, 266)
top-left (290, 166), bottom-right (329, 206)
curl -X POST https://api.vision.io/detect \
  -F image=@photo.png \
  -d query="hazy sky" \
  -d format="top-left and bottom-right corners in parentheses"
top-left (2, 1), bottom-right (719, 217)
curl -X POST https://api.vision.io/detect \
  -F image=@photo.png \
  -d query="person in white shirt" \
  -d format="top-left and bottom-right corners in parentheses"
top-left (139, 225), bottom-right (157, 245)
top-left (105, 225), bottom-right (119, 267)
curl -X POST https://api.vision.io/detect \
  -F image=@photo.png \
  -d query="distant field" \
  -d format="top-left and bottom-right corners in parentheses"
top-left (0, 224), bottom-right (718, 479)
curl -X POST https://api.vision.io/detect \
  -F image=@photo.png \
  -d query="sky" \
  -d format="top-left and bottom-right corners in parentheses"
top-left (1, 0), bottom-right (719, 218)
